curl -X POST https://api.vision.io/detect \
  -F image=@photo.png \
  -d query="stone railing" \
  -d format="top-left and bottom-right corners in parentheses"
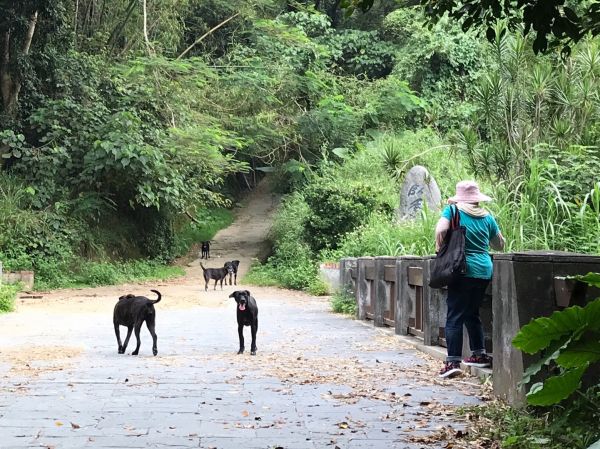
top-left (340, 251), bottom-right (600, 404)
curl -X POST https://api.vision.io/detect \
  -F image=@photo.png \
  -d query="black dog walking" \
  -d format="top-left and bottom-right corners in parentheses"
top-left (113, 289), bottom-right (161, 356)
top-left (229, 290), bottom-right (258, 355)
top-left (200, 262), bottom-right (232, 291)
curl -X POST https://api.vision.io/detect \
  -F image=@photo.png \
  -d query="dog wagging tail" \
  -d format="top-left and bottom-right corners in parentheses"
top-left (149, 289), bottom-right (161, 303)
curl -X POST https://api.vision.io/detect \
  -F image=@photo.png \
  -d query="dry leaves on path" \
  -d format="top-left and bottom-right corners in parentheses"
top-left (0, 345), bottom-right (82, 380)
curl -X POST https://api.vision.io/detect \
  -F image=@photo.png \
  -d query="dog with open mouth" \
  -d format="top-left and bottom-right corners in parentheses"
top-left (229, 290), bottom-right (258, 355)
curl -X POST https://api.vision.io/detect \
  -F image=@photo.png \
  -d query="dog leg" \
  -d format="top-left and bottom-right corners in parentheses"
top-left (132, 321), bottom-right (143, 355)
top-left (122, 326), bottom-right (133, 353)
top-left (250, 319), bottom-right (258, 355)
top-left (205, 278), bottom-right (209, 292)
top-left (146, 318), bottom-right (158, 356)
top-left (214, 279), bottom-right (218, 290)
top-left (114, 322), bottom-right (124, 354)
top-left (234, 273), bottom-right (237, 286)
top-left (237, 324), bottom-right (245, 354)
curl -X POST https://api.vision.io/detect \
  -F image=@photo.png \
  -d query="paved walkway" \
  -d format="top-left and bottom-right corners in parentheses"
top-left (0, 289), bottom-right (482, 449)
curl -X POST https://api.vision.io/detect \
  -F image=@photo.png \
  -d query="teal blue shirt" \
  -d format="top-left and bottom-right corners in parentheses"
top-left (441, 205), bottom-right (500, 280)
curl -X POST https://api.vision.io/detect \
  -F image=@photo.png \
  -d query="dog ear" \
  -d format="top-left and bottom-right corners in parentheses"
top-left (244, 290), bottom-right (251, 296)
top-left (229, 292), bottom-right (236, 298)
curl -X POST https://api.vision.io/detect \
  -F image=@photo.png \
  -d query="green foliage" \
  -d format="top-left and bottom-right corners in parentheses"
top-left (298, 94), bottom-right (364, 156)
top-left (461, 387), bottom-right (600, 449)
top-left (330, 291), bottom-right (357, 315)
top-left (307, 277), bottom-right (329, 296)
top-left (35, 260), bottom-right (184, 290)
top-left (243, 263), bottom-right (282, 287)
top-left (383, 7), bottom-right (486, 130)
top-left (513, 273), bottom-right (600, 406)
top-left (326, 211), bottom-right (437, 259)
top-left (0, 283), bottom-right (20, 313)
top-left (419, 0), bottom-right (600, 55)
top-left (303, 180), bottom-right (390, 252)
top-left (174, 208), bottom-right (234, 257)
top-left (322, 29), bottom-right (395, 79)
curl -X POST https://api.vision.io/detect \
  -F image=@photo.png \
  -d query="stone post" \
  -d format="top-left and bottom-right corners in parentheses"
top-left (374, 256), bottom-right (396, 327)
top-left (356, 257), bottom-right (374, 321)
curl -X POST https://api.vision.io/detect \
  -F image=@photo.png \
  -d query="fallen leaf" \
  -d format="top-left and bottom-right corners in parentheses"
top-left (70, 422), bottom-right (80, 429)
top-left (55, 421), bottom-right (63, 427)
top-left (241, 410), bottom-right (249, 417)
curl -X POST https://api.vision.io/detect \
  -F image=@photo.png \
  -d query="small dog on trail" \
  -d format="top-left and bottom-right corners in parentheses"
top-left (200, 241), bottom-right (211, 259)
top-left (224, 260), bottom-right (240, 286)
top-left (200, 262), bottom-right (233, 291)
top-left (229, 290), bottom-right (258, 355)
top-left (113, 290), bottom-right (161, 356)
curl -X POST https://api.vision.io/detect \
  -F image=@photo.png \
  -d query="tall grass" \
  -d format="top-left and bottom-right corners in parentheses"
top-left (0, 283), bottom-right (20, 313)
top-left (35, 260), bottom-right (184, 290)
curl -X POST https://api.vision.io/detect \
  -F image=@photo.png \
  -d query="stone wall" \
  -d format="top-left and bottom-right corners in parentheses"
top-left (1, 269), bottom-right (35, 289)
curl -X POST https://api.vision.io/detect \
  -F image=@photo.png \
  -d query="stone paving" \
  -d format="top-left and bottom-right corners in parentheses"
top-left (0, 290), bottom-right (482, 449)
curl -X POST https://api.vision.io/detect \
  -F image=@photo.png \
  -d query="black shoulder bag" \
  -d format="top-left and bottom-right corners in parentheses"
top-left (429, 205), bottom-right (467, 288)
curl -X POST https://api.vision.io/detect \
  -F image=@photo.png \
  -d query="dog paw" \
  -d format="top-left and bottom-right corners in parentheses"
top-left (153, 349), bottom-right (158, 356)
top-left (251, 351), bottom-right (256, 356)
top-left (237, 349), bottom-right (244, 354)
top-left (131, 351), bottom-right (139, 356)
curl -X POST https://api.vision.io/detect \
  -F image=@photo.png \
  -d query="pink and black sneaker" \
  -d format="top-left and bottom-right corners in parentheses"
top-left (462, 354), bottom-right (492, 368)
top-left (438, 361), bottom-right (462, 378)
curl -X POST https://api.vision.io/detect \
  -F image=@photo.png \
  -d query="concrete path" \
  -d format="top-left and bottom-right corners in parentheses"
top-left (0, 288), bottom-right (483, 449)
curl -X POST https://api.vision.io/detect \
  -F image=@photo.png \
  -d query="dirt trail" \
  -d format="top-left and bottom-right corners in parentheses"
top-left (10, 177), bottom-right (282, 316)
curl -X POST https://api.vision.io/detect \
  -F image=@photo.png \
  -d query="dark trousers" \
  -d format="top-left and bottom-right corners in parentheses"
top-left (445, 277), bottom-right (489, 362)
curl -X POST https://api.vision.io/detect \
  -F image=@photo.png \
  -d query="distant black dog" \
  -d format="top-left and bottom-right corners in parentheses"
top-left (229, 290), bottom-right (258, 355)
top-left (113, 290), bottom-right (161, 356)
top-left (224, 260), bottom-right (240, 286)
top-left (201, 241), bottom-right (211, 259)
top-left (200, 262), bottom-right (233, 291)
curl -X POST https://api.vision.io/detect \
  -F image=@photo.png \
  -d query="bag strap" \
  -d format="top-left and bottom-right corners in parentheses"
top-left (450, 205), bottom-right (461, 229)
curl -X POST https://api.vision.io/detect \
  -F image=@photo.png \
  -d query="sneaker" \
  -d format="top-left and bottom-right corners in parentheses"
top-left (439, 361), bottom-right (462, 378)
top-left (462, 354), bottom-right (492, 368)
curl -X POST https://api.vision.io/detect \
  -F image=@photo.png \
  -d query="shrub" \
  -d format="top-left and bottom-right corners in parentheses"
top-left (307, 277), bottom-right (329, 296)
top-left (0, 283), bottom-right (20, 313)
top-left (324, 211), bottom-right (437, 260)
top-left (303, 181), bottom-right (391, 252)
top-left (330, 291), bottom-right (357, 315)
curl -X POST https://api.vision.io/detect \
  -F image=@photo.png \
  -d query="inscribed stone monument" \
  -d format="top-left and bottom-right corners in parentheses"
top-left (398, 165), bottom-right (441, 219)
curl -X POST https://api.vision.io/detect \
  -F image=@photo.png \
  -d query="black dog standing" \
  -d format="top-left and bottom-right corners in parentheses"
top-left (200, 262), bottom-right (232, 291)
top-left (200, 241), bottom-right (210, 259)
top-left (224, 260), bottom-right (240, 286)
top-left (113, 290), bottom-right (161, 356)
top-left (229, 290), bottom-right (258, 355)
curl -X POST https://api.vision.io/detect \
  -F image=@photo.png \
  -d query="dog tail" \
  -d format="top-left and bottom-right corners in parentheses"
top-left (199, 262), bottom-right (206, 271)
top-left (150, 289), bottom-right (162, 304)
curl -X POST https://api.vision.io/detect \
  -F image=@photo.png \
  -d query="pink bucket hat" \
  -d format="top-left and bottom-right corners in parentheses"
top-left (449, 180), bottom-right (492, 203)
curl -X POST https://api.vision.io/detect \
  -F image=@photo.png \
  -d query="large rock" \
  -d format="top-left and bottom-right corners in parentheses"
top-left (398, 165), bottom-right (441, 220)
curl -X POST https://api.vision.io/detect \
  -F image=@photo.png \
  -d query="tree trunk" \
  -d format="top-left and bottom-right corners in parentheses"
top-left (0, 10), bottom-right (38, 117)
top-left (142, 0), bottom-right (154, 55)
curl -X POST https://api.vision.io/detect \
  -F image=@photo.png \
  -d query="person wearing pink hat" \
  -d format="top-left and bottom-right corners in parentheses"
top-left (435, 180), bottom-right (505, 378)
